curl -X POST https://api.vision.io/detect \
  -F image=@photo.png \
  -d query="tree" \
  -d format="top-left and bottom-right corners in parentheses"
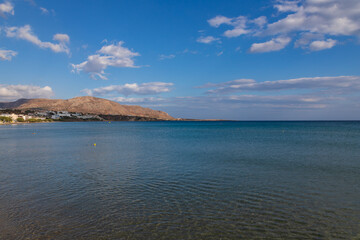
top-left (17, 117), bottom-right (25, 122)
top-left (0, 116), bottom-right (12, 123)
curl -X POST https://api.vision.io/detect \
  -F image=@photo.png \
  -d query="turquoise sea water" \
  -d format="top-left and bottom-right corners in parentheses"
top-left (0, 121), bottom-right (359, 239)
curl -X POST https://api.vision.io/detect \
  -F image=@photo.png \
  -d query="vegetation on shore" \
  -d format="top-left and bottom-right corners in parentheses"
top-left (0, 116), bottom-right (12, 123)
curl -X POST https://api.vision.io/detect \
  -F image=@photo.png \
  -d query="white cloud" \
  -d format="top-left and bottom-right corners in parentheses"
top-left (207, 15), bottom-right (250, 38)
top-left (309, 38), bottom-right (337, 51)
top-left (206, 0), bottom-right (360, 52)
top-left (208, 94), bottom-right (332, 109)
top-left (250, 36), bottom-right (291, 53)
top-left (159, 54), bottom-right (176, 60)
top-left (224, 28), bottom-right (249, 38)
top-left (274, 0), bottom-right (301, 12)
top-left (144, 94), bottom-right (338, 112)
top-left (72, 42), bottom-right (140, 80)
top-left (223, 16), bottom-right (249, 37)
top-left (0, 1), bottom-right (14, 18)
top-left (294, 32), bottom-right (323, 48)
top-left (5, 25), bottom-right (70, 54)
top-left (83, 82), bottom-right (173, 96)
top-left (251, 16), bottom-right (267, 27)
top-left (39, 7), bottom-right (49, 14)
top-left (0, 85), bottom-right (53, 101)
top-left (115, 95), bottom-right (330, 109)
top-left (53, 33), bottom-right (69, 43)
top-left (112, 97), bottom-right (165, 104)
top-left (208, 15), bottom-right (233, 27)
top-left (196, 36), bottom-right (220, 44)
top-left (267, 0), bottom-right (360, 36)
top-left (202, 76), bottom-right (360, 94)
top-left (0, 49), bottom-right (17, 61)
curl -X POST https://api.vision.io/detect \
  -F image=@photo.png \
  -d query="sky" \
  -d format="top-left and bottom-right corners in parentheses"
top-left (1, 0), bottom-right (360, 120)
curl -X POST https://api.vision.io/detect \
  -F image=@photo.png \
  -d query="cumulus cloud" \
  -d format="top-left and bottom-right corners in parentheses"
top-left (309, 39), bottom-right (337, 51)
top-left (0, 49), bottom-right (17, 61)
top-left (294, 32), bottom-right (323, 48)
top-left (72, 42), bottom-right (140, 80)
top-left (53, 33), bottom-right (69, 43)
top-left (206, 0), bottom-right (360, 52)
top-left (0, 1), bottom-right (14, 18)
top-left (201, 76), bottom-right (360, 94)
top-left (266, 0), bottom-right (360, 36)
top-left (223, 17), bottom-right (249, 37)
top-left (208, 15), bottom-right (233, 27)
top-left (5, 25), bottom-right (70, 54)
top-left (250, 36), bottom-right (291, 53)
top-left (197, 36), bottom-right (220, 44)
top-left (207, 15), bottom-right (250, 38)
top-left (0, 85), bottom-right (53, 101)
top-left (82, 82), bottom-right (173, 96)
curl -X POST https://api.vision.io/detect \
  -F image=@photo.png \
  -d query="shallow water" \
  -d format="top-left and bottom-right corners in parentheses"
top-left (0, 121), bottom-right (359, 239)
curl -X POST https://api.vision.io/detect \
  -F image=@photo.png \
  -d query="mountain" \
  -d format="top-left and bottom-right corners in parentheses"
top-left (0, 98), bottom-right (30, 109)
top-left (0, 96), bottom-right (175, 120)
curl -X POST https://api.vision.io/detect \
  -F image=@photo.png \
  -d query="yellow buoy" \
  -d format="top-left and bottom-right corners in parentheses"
top-left (93, 143), bottom-right (96, 146)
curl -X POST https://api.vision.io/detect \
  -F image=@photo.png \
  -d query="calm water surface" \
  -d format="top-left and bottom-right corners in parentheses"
top-left (0, 121), bottom-right (359, 239)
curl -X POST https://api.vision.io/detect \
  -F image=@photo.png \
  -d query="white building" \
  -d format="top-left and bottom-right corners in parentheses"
top-left (51, 115), bottom-right (60, 120)
top-left (57, 111), bottom-right (71, 117)
top-left (0, 113), bottom-right (18, 121)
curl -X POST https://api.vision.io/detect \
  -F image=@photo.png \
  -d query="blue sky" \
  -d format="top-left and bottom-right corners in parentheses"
top-left (1, 0), bottom-right (360, 120)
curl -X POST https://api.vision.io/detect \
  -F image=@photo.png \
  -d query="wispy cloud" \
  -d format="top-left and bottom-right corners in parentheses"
top-left (39, 7), bottom-right (49, 14)
top-left (5, 25), bottom-right (70, 54)
top-left (0, 49), bottom-right (17, 61)
top-left (0, 84), bottom-right (53, 101)
top-left (72, 42), bottom-right (140, 80)
top-left (197, 36), bottom-right (220, 44)
top-left (159, 54), bottom-right (176, 60)
top-left (39, 7), bottom-right (55, 16)
top-left (82, 82), bottom-right (173, 96)
top-left (169, 94), bottom-right (337, 109)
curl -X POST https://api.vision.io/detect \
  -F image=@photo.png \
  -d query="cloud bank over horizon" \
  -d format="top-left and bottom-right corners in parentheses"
top-left (82, 82), bottom-right (173, 97)
top-left (0, 84), bottom-right (53, 101)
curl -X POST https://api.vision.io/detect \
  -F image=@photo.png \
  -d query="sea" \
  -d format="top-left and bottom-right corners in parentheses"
top-left (0, 121), bottom-right (359, 239)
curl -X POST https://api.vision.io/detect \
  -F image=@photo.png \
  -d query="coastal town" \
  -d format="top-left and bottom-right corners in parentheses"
top-left (0, 110), bottom-right (101, 124)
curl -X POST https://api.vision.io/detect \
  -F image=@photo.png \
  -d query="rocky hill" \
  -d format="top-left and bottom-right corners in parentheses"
top-left (0, 96), bottom-right (175, 120)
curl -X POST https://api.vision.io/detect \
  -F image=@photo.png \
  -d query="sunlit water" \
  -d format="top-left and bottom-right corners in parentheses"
top-left (0, 121), bottom-right (359, 239)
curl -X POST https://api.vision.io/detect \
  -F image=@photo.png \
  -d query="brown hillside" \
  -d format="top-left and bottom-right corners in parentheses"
top-left (12, 96), bottom-right (174, 120)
